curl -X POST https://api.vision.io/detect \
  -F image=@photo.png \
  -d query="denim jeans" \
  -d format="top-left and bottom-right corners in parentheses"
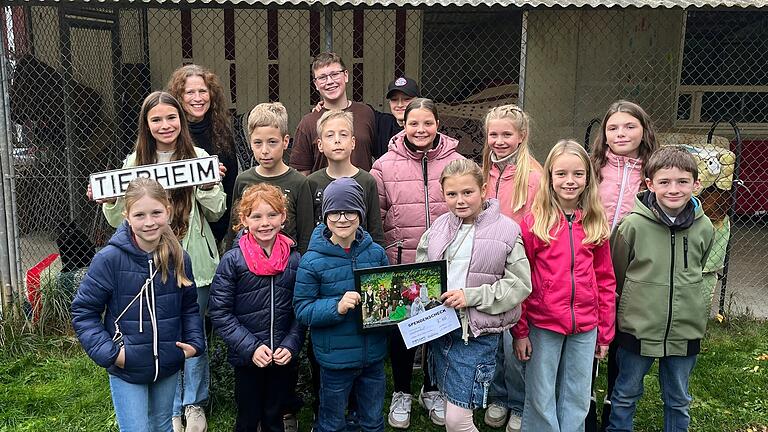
top-left (316, 361), bottom-right (385, 432)
top-left (522, 325), bottom-right (597, 432)
top-left (173, 285), bottom-right (210, 416)
top-left (109, 372), bottom-right (179, 432)
top-left (488, 331), bottom-right (525, 416)
top-left (607, 348), bottom-right (697, 432)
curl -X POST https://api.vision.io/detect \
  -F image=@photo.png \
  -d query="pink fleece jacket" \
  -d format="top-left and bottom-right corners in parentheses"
top-left (486, 157), bottom-right (542, 224)
top-left (371, 131), bottom-right (465, 265)
top-left (597, 150), bottom-right (644, 229)
top-left (512, 211), bottom-right (616, 346)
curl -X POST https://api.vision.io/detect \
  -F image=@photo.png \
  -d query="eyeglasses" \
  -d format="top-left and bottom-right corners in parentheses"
top-left (313, 70), bottom-right (346, 84)
top-left (326, 211), bottom-right (359, 222)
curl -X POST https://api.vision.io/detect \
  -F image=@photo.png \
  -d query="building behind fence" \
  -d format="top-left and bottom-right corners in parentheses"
top-left (0, 0), bottom-right (766, 317)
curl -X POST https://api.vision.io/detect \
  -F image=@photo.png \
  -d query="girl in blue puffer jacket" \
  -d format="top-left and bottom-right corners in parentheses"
top-left (72, 178), bottom-right (205, 432)
top-left (209, 183), bottom-right (304, 432)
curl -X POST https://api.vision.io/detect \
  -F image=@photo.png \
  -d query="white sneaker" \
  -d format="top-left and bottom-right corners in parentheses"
top-left (506, 412), bottom-right (522, 432)
top-left (184, 405), bottom-right (207, 432)
top-left (388, 391), bottom-right (412, 429)
top-left (418, 387), bottom-right (446, 426)
top-left (484, 402), bottom-right (508, 427)
top-left (172, 416), bottom-right (184, 432)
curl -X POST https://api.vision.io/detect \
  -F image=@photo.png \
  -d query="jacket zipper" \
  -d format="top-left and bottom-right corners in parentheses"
top-left (683, 237), bottom-right (689, 269)
top-left (567, 215), bottom-right (577, 334)
top-left (270, 276), bottom-right (275, 353)
top-left (422, 154), bottom-right (431, 228)
top-left (495, 165), bottom-right (506, 198)
top-left (611, 162), bottom-right (628, 229)
top-left (663, 231), bottom-right (676, 357)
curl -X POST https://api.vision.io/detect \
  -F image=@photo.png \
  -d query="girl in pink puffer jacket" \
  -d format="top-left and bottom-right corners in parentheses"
top-left (371, 98), bottom-right (464, 428)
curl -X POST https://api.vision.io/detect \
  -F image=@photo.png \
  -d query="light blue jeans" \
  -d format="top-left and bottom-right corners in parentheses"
top-left (488, 331), bottom-right (526, 416)
top-left (109, 372), bottom-right (179, 432)
top-left (607, 347), bottom-right (697, 432)
top-left (173, 285), bottom-right (210, 416)
top-left (522, 325), bottom-right (597, 432)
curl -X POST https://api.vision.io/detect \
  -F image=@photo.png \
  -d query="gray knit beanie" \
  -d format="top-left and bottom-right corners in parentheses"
top-left (321, 177), bottom-right (366, 224)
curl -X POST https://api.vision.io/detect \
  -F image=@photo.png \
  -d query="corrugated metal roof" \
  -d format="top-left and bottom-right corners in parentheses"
top-left (16, 0), bottom-right (768, 7)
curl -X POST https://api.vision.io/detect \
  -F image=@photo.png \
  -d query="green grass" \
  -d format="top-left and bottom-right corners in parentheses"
top-left (1, 318), bottom-right (767, 431)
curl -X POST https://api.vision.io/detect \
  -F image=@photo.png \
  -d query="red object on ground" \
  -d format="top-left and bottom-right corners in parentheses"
top-left (734, 140), bottom-right (768, 216)
top-left (26, 253), bottom-right (59, 322)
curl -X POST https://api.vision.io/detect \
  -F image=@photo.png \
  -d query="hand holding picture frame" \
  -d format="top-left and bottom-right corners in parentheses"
top-left (353, 260), bottom-right (447, 332)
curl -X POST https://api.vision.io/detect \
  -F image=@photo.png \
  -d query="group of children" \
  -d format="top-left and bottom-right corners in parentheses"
top-left (72, 50), bottom-right (715, 432)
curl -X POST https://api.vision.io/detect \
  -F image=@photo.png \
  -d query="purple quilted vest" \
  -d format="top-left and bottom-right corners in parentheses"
top-left (427, 199), bottom-right (522, 337)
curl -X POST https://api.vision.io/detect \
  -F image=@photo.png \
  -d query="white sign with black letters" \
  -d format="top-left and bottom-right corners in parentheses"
top-left (89, 156), bottom-right (220, 200)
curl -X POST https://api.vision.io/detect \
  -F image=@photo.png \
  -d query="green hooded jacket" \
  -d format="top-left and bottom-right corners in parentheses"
top-left (610, 192), bottom-right (715, 357)
top-left (102, 147), bottom-right (226, 287)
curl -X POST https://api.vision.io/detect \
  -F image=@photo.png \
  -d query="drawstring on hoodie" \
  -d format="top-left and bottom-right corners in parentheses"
top-left (112, 259), bottom-right (161, 382)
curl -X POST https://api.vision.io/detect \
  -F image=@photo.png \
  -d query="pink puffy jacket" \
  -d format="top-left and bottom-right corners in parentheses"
top-left (512, 211), bottom-right (616, 346)
top-left (597, 150), bottom-right (644, 230)
top-left (371, 131), bottom-right (465, 265)
top-left (486, 158), bottom-right (543, 224)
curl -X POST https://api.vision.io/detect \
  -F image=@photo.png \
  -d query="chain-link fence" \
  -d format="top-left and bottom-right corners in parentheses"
top-left (0, 3), bottom-right (766, 318)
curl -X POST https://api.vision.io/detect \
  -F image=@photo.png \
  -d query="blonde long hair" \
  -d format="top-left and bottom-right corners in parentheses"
top-left (531, 140), bottom-right (609, 245)
top-left (482, 105), bottom-right (541, 213)
top-left (124, 178), bottom-right (192, 287)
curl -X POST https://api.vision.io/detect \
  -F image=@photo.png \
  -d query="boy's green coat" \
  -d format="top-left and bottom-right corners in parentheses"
top-left (610, 193), bottom-right (715, 358)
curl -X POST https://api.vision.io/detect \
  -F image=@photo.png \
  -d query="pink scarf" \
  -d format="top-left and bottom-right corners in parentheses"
top-left (239, 232), bottom-right (293, 276)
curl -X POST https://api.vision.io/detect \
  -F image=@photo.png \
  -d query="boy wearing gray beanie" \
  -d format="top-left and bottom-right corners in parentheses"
top-left (294, 177), bottom-right (390, 432)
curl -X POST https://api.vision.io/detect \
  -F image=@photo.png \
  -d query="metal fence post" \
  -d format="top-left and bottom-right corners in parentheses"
top-left (324, 4), bottom-right (333, 52)
top-left (58, 7), bottom-right (76, 223)
top-left (0, 38), bottom-right (16, 315)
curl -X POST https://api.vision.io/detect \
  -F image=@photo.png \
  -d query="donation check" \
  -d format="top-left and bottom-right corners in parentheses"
top-left (397, 305), bottom-right (461, 349)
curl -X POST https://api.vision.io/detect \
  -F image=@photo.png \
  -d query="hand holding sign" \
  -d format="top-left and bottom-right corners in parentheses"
top-left (86, 183), bottom-right (117, 204)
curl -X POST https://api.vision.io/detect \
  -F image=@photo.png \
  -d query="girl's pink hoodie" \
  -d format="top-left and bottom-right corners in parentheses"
top-left (512, 211), bottom-right (616, 346)
top-left (597, 150), bottom-right (644, 229)
top-left (486, 157), bottom-right (542, 224)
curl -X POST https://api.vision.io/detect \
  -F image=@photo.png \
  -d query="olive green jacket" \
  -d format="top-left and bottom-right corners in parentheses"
top-left (102, 147), bottom-right (226, 286)
top-left (610, 194), bottom-right (715, 357)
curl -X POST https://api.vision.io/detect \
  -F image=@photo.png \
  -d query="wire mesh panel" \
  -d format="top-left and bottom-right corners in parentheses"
top-left (1, 3), bottom-right (766, 318)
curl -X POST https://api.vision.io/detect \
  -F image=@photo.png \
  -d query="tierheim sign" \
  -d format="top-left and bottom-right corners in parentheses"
top-left (89, 156), bottom-right (221, 200)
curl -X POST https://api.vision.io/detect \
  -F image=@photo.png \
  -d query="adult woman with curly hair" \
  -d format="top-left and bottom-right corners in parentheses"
top-left (168, 64), bottom-right (239, 247)
top-left (166, 64), bottom-right (239, 432)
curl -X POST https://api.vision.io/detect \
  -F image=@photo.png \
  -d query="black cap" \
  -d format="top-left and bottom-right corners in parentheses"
top-left (386, 76), bottom-right (420, 99)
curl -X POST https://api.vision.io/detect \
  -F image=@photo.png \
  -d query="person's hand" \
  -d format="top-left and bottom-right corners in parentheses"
top-left (176, 341), bottom-right (197, 359)
top-left (595, 344), bottom-right (609, 360)
top-left (114, 347), bottom-right (126, 368)
top-left (199, 162), bottom-right (226, 191)
top-left (273, 347), bottom-right (292, 365)
top-left (252, 345), bottom-right (273, 367)
top-left (441, 289), bottom-right (466, 309)
top-left (311, 101), bottom-right (325, 113)
top-left (337, 291), bottom-right (361, 315)
top-left (87, 183), bottom-right (116, 204)
top-left (514, 337), bottom-right (532, 361)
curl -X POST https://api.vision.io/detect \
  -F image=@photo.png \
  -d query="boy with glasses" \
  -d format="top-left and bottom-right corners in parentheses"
top-left (290, 52), bottom-right (376, 174)
top-left (294, 177), bottom-right (390, 432)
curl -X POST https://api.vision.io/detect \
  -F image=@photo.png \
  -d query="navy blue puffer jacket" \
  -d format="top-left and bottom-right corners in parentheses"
top-left (209, 239), bottom-right (305, 367)
top-left (71, 221), bottom-right (205, 384)
top-left (294, 225), bottom-right (389, 369)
